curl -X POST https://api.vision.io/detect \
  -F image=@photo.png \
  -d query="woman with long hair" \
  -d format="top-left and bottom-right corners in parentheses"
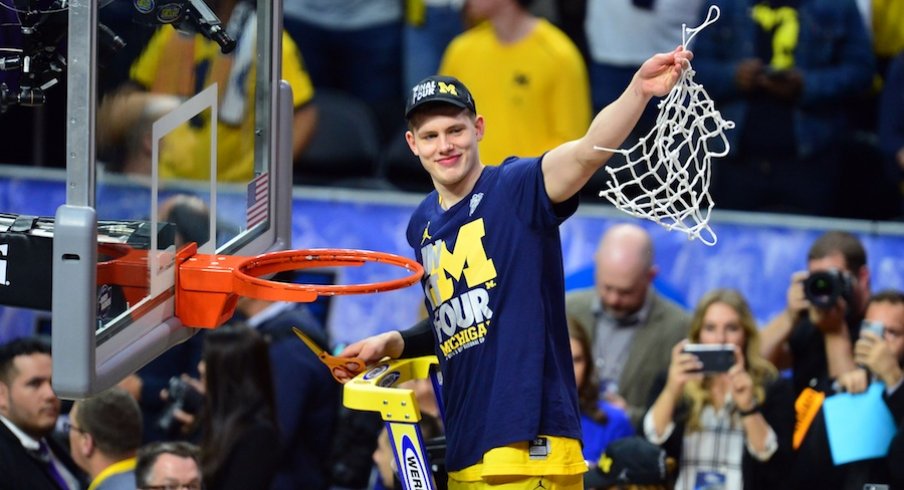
top-left (567, 317), bottom-right (635, 469)
top-left (644, 289), bottom-right (794, 490)
top-left (199, 325), bottom-right (280, 490)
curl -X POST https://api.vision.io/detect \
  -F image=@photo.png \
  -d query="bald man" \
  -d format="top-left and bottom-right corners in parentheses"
top-left (566, 223), bottom-right (690, 427)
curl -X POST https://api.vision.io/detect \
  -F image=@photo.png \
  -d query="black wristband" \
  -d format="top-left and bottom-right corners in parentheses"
top-left (738, 403), bottom-right (761, 417)
top-left (399, 318), bottom-right (435, 358)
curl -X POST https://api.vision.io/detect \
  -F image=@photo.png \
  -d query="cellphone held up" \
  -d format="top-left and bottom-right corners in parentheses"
top-left (682, 344), bottom-right (736, 374)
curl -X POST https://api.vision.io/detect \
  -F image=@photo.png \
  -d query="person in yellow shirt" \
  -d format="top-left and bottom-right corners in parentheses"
top-left (871, 0), bottom-right (904, 77)
top-left (439, 0), bottom-right (590, 166)
top-left (129, 0), bottom-right (317, 182)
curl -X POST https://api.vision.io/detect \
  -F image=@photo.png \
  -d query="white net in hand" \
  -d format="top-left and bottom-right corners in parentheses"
top-left (594, 6), bottom-right (733, 246)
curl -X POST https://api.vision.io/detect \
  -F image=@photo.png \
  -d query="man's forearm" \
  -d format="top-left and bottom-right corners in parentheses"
top-left (760, 311), bottom-right (795, 369)
top-left (825, 330), bottom-right (856, 379)
top-left (400, 317), bottom-right (435, 358)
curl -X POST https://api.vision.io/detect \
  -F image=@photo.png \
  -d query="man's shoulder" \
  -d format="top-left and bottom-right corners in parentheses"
top-left (0, 424), bottom-right (48, 489)
top-left (531, 18), bottom-right (584, 60)
top-left (565, 287), bottom-right (596, 305)
top-left (0, 427), bottom-right (24, 464)
top-left (565, 288), bottom-right (597, 333)
top-left (95, 469), bottom-right (137, 490)
top-left (451, 21), bottom-right (495, 47)
top-left (0, 419), bottom-right (25, 453)
top-left (565, 288), bottom-right (597, 315)
top-left (649, 290), bottom-right (689, 315)
top-left (646, 291), bottom-right (691, 332)
top-left (410, 191), bottom-right (440, 221)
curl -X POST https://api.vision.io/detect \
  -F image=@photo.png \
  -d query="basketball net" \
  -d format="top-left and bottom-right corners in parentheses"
top-left (594, 6), bottom-right (733, 246)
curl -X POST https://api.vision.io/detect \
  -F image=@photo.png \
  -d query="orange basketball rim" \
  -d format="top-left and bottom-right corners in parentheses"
top-left (175, 243), bottom-right (424, 328)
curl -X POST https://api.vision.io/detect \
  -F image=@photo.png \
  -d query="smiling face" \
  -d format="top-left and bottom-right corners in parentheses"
top-left (0, 353), bottom-right (60, 439)
top-left (406, 106), bottom-right (485, 202)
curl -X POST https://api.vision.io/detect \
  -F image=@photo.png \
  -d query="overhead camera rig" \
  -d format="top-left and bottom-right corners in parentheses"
top-left (132, 0), bottom-right (237, 54)
top-left (0, 0), bottom-right (235, 113)
top-left (0, 0), bottom-right (86, 113)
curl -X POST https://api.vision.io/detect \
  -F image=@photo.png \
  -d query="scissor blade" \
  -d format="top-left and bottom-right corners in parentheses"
top-left (292, 327), bottom-right (326, 357)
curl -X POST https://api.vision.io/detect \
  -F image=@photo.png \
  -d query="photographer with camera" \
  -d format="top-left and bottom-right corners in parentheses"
top-left (155, 375), bottom-right (205, 439)
top-left (117, 330), bottom-right (206, 443)
top-left (760, 231), bottom-right (871, 396)
top-left (759, 231), bottom-right (874, 490)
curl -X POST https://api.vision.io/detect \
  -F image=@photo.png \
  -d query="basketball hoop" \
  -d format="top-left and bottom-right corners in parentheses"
top-left (97, 242), bottom-right (152, 307)
top-left (175, 243), bottom-right (424, 328)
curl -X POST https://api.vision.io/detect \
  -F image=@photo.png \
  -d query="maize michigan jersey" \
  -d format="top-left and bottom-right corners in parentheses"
top-left (406, 156), bottom-right (583, 472)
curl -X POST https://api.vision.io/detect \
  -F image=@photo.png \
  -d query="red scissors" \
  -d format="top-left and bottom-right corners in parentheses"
top-left (292, 327), bottom-right (366, 382)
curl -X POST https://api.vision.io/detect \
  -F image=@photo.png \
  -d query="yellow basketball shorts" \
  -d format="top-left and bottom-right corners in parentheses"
top-left (446, 436), bottom-right (587, 490)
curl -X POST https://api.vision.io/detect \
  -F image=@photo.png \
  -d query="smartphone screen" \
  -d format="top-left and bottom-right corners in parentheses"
top-left (861, 320), bottom-right (884, 338)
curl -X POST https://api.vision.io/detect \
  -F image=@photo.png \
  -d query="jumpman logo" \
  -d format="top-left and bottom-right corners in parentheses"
top-left (421, 221), bottom-right (432, 245)
top-left (533, 478), bottom-right (547, 489)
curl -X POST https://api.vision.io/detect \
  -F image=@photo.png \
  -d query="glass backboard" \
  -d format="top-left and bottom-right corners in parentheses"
top-left (52, 0), bottom-right (293, 398)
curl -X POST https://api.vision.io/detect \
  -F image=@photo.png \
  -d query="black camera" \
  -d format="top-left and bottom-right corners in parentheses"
top-left (804, 269), bottom-right (854, 309)
top-left (156, 376), bottom-right (204, 436)
top-left (131, 0), bottom-right (236, 53)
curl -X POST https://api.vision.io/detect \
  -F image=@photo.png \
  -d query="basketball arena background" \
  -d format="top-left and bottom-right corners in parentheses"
top-left (1, 167), bottom-right (902, 348)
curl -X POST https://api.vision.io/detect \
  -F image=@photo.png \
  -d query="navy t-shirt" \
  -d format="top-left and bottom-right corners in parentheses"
top-left (406, 157), bottom-right (582, 472)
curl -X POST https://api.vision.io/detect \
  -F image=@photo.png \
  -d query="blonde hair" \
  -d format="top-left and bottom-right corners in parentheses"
top-left (683, 288), bottom-right (776, 432)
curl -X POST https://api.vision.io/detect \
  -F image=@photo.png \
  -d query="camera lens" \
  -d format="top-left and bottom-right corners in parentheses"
top-left (803, 269), bottom-right (852, 310)
top-left (811, 277), bottom-right (830, 293)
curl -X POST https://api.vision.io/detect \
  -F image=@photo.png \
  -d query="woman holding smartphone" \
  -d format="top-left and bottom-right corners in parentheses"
top-left (644, 288), bottom-right (794, 490)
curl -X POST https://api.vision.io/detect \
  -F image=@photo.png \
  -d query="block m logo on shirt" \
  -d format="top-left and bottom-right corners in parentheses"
top-left (421, 219), bottom-right (497, 308)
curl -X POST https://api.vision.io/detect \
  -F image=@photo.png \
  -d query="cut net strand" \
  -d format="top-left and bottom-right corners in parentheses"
top-left (593, 5), bottom-right (733, 246)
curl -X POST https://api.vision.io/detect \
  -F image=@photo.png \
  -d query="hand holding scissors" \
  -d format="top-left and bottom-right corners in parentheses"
top-left (292, 327), bottom-right (366, 383)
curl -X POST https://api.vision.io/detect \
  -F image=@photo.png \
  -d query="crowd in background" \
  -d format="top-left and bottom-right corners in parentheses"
top-left (1, 0), bottom-right (904, 489)
top-left (0, 0), bottom-right (902, 219)
top-left (1, 227), bottom-right (903, 489)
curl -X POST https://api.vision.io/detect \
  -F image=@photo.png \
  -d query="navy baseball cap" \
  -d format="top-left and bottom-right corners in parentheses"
top-left (405, 75), bottom-right (476, 120)
top-left (584, 437), bottom-right (669, 488)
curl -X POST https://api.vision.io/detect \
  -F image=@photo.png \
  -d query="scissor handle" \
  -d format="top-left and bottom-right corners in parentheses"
top-left (292, 327), bottom-right (366, 382)
top-left (319, 354), bottom-right (366, 383)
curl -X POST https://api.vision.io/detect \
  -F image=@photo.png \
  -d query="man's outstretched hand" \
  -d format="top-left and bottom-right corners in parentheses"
top-left (636, 46), bottom-right (694, 98)
top-left (333, 331), bottom-right (405, 383)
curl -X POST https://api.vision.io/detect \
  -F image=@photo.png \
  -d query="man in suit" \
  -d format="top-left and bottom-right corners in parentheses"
top-left (566, 223), bottom-right (690, 427)
top-left (0, 337), bottom-right (86, 490)
top-left (69, 388), bottom-right (143, 490)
